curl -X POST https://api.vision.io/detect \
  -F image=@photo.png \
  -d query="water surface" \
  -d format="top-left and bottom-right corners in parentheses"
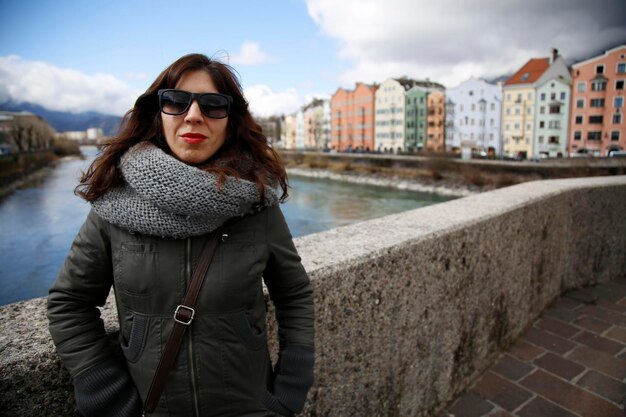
top-left (0, 147), bottom-right (454, 306)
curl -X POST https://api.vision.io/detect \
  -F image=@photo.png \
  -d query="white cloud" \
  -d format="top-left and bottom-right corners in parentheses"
top-left (244, 85), bottom-right (304, 117)
top-left (0, 55), bottom-right (140, 115)
top-left (230, 41), bottom-right (271, 66)
top-left (306, 0), bottom-right (626, 88)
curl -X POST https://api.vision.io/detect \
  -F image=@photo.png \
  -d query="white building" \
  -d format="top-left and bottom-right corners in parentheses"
top-left (86, 127), bottom-right (103, 140)
top-left (445, 77), bottom-right (503, 155)
top-left (295, 110), bottom-right (305, 150)
top-left (323, 100), bottom-right (331, 150)
top-left (533, 53), bottom-right (572, 158)
top-left (375, 78), bottom-right (415, 152)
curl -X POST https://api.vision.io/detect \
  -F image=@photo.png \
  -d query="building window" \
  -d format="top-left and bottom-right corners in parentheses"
top-left (538, 135), bottom-right (544, 144)
top-left (614, 114), bottom-right (623, 124)
top-left (548, 121), bottom-right (561, 129)
top-left (560, 92), bottom-right (566, 100)
top-left (587, 131), bottom-right (602, 140)
top-left (549, 104), bottom-right (561, 114)
top-left (576, 99), bottom-right (584, 108)
top-left (575, 115), bottom-right (583, 124)
top-left (596, 64), bottom-right (605, 74)
top-left (574, 131), bottom-right (581, 141)
top-left (540, 93), bottom-right (546, 101)
top-left (539, 121), bottom-right (545, 128)
top-left (591, 81), bottom-right (607, 91)
top-left (550, 93), bottom-right (556, 100)
top-left (577, 82), bottom-right (586, 92)
top-left (549, 136), bottom-right (559, 144)
top-left (618, 63), bottom-right (626, 74)
top-left (615, 96), bottom-right (624, 108)
top-left (611, 131), bottom-right (620, 141)
top-left (589, 115), bottom-right (603, 124)
top-left (490, 103), bottom-right (495, 111)
top-left (590, 98), bottom-right (605, 107)
top-left (617, 80), bottom-right (625, 90)
top-left (540, 106), bottom-right (545, 114)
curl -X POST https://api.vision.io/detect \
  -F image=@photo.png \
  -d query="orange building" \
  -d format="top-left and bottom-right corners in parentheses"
top-left (331, 83), bottom-right (378, 151)
top-left (426, 90), bottom-right (446, 151)
top-left (569, 45), bottom-right (626, 156)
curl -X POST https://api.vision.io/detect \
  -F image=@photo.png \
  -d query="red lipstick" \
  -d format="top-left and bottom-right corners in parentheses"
top-left (181, 133), bottom-right (206, 144)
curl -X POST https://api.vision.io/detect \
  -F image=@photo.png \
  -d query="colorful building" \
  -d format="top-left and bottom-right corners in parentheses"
top-left (501, 58), bottom-right (550, 159)
top-left (533, 52), bottom-right (572, 158)
top-left (569, 45), bottom-right (626, 156)
top-left (331, 83), bottom-right (378, 152)
top-left (426, 90), bottom-right (446, 151)
top-left (405, 87), bottom-right (429, 151)
top-left (374, 78), bottom-right (414, 153)
top-left (445, 77), bottom-right (503, 155)
top-left (304, 98), bottom-right (331, 150)
top-left (281, 114), bottom-right (297, 150)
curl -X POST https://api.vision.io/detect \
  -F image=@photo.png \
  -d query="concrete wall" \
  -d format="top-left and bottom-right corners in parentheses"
top-left (1, 176), bottom-right (625, 416)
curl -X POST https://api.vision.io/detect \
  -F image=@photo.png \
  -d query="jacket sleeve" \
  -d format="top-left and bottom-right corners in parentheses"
top-left (262, 204), bottom-right (314, 350)
top-left (47, 209), bottom-right (142, 417)
top-left (262, 205), bottom-right (315, 415)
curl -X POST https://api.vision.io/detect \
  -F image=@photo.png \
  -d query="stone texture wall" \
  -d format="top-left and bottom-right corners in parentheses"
top-left (1, 176), bottom-right (625, 416)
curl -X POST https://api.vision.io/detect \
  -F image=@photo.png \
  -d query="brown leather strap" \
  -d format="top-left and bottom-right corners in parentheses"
top-left (143, 231), bottom-right (221, 415)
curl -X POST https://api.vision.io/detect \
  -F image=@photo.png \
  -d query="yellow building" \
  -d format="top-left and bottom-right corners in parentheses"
top-left (501, 58), bottom-right (550, 159)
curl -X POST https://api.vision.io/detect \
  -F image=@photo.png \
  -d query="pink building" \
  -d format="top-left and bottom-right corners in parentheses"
top-left (331, 83), bottom-right (378, 151)
top-left (569, 45), bottom-right (626, 156)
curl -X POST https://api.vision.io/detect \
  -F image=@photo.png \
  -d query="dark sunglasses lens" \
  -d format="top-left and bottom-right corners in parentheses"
top-left (160, 91), bottom-right (191, 115)
top-left (198, 94), bottom-right (230, 118)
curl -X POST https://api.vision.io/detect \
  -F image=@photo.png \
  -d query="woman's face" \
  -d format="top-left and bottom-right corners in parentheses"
top-left (161, 70), bottom-right (228, 165)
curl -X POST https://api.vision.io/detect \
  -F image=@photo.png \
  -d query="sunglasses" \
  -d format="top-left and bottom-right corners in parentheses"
top-left (157, 89), bottom-right (232, 119)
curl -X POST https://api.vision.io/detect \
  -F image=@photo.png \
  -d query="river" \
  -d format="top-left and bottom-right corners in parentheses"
top-left (0, 146), bottom-right (455, 306)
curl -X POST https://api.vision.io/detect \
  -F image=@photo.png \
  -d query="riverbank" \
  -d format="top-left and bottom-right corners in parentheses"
top-left (0, 152), bottom-right (85, 202)
top-left (280, 150), bottom-right (626, 196)
top-left (287, 167), bottom-right (479, 197)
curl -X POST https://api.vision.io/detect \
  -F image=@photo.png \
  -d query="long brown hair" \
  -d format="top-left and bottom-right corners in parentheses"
top-left (76, 53), bottom-right (288, 202)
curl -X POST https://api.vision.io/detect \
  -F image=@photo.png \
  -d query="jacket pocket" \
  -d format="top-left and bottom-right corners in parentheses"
top-left (121, 314), bottom-right (148, 363)
top-left (114, 242), bottom-right (159, 296)
top-left (231, 311), bottom-right (267, 350)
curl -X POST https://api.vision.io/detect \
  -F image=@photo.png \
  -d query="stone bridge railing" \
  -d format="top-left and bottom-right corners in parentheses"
top-left (1, 176), bottom-right (625, 416)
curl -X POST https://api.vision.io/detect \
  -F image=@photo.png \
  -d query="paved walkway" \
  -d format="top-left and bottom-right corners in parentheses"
top-left (439, 277), bottom-right (626, 417)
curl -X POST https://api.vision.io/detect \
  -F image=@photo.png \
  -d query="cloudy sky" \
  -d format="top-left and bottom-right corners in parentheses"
top-left (0, 0), bottom-right (624, 117)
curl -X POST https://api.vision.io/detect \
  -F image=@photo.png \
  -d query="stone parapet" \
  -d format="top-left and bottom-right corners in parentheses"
top-left (1, 176), bottom-right (625, 416)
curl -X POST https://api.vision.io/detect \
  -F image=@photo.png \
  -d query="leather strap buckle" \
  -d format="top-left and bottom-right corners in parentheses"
top-left (174, 305), bottom-right (195, 325)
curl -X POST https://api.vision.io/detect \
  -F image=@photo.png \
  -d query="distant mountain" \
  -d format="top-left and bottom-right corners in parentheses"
top-left (0, 101), bottom-right (122, 136)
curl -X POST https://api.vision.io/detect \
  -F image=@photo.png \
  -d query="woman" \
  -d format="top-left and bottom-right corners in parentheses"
top-left (47, 53), bottom-right (315, 417)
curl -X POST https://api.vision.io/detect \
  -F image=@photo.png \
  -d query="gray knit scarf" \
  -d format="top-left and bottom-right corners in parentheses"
top-left (91, 143), bottom-right (279, 238)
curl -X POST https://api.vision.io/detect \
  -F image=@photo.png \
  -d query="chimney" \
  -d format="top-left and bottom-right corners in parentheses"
top-left (550, 48), bottom-right (559, 64)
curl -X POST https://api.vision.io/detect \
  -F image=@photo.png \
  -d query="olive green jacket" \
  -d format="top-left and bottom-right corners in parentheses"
top-left (48, 205), bottom-right (315, 417)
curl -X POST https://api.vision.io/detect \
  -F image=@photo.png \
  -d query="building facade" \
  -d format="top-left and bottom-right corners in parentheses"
top-left (445, 77), bottom-right (503, 155)
top-left (502, 58), bottom-right (550, 158)
top-left (281, 114), bottom-right (297, 150)
top-left (426, 90), bottom-right (446, 151)
top-left (331, 83), bottom-right (378, 152)
top-left (533, 54), bottom-right (572, 158)
top-left (303, 98), bottom-right (330, 150)
top-left (405, 87), bottom-right (429, 151)
top-left (569, 45), bottom-right (626, 156)
top-left (374, 78), bottom-right (414, 153)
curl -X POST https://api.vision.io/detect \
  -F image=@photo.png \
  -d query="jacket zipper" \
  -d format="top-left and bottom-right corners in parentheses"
top-left (186, 237), bottom-right (201, 417)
